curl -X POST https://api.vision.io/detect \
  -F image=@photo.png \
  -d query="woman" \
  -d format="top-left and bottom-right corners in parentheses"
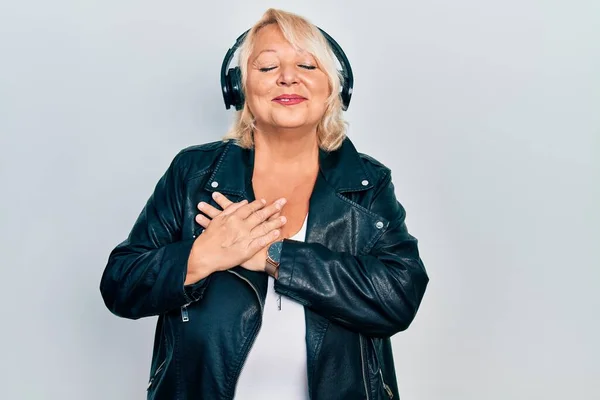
top-left (100, 8), bottom-right (429, 400)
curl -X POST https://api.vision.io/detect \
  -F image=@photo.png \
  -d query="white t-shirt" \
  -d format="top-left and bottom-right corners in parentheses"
top-left (234, 213), bottom-right (309, 400)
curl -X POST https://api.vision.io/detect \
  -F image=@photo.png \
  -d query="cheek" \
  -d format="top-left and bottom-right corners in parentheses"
top-left (245, 74), bottom-right (274, 101)
top-left (306, 75), bottom-right (331, 100)
top-left (250, 86), bottom-right (278, 114)
top-left (247, 73), bottom-right (277, 96)
top-left (254, 80), bottom-right (273, 95)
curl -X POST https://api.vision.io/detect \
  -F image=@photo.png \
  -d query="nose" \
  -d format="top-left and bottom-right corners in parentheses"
top-left (277, 64), bottom-right (299, 87)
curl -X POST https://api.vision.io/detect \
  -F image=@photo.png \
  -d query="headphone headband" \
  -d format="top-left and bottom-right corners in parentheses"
top-left (220, 27), bottom-right (353, 111)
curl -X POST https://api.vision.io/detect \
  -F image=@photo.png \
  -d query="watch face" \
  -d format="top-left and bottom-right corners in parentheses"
top-left (267, 241), bottom-right (283, 263)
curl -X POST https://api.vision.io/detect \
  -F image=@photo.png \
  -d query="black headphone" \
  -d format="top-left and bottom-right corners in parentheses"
top-left (220, 27), bottom-right (354, 111)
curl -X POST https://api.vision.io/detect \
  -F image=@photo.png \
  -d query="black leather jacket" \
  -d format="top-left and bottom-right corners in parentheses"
top-left (100, 137), bottom-right (429, 400)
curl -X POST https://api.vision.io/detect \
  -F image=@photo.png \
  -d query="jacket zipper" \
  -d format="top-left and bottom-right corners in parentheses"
top-left (146, 358), bottom-right (167, 390)
top-left (227, 270), bottom-right (264, 311)
top-left (359, 335), bottom-right (371, 400)
top-left (181, 228), bottom-right (205, 322)
top-left (226, 270), bottom-right (264, 398)
top-left (369, 337), bottom-right (394, 399)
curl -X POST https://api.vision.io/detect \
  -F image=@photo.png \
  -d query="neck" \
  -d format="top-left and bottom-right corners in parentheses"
top-left (253, 125), bottom-right (319, 170)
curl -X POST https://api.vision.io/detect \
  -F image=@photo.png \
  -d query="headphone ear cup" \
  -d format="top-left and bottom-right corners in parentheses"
top-left (228, 67), bottom-right (244, 111)
top-left (339, 72), bottom-right (351, 111)
top-left (222, 70), bottom-right (233, 109)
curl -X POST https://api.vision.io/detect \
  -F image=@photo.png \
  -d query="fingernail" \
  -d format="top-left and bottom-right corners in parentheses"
top-left (198, 202), bottom-right (205, 209)
top-left (261, 198), bottom-right (266, 204)
top-left (212, 192), bottom-right (220, 198)
top-left (280, 216), bottom-right (287, 223)
top-left (277, 198), bottom-right (287, 207)
top-left (273, 230), bottom-right (280, 237)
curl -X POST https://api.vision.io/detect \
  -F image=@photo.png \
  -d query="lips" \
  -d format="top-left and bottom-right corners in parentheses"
top-left (272, 94), bottom-right (307, 105)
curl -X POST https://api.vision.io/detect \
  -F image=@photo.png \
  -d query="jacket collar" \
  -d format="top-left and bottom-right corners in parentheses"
top-left (204, 136), bottom-right (375, 198)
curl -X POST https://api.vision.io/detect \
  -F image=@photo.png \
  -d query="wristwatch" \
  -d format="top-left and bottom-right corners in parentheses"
top-left (265, 241), bottom-right (283, 278)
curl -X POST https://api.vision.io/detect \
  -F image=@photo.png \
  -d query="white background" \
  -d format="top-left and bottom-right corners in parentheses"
top-left (1, 0), bottom-right (598, 399)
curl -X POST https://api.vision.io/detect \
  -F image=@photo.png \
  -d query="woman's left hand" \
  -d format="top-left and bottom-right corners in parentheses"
top-left (196, 193), bottom-right (284, 272)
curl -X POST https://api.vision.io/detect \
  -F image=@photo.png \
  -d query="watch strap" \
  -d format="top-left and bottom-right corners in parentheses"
top-left (265, 258), bottom-right (279, 279)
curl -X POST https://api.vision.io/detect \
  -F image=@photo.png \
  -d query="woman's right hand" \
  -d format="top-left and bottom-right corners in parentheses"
top-left (185, 193), bottom-right (287, 284)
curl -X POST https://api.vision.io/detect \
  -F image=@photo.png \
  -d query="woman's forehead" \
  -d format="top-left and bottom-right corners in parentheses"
top-left (252, 25), bottom-right (313, 55)
top-left (252, 46), bottom-right (313, 60)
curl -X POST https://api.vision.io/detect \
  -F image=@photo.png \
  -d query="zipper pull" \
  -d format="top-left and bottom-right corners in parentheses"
top-left (384, 382), bottom-right (393, 399)
top-left (379, 368), bottom-right (393, 398)
top-left (181, 303), bottom-right (190, 322)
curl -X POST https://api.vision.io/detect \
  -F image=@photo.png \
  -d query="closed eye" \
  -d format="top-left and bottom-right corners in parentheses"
top-left (259, 64), bottom-right (316, 72)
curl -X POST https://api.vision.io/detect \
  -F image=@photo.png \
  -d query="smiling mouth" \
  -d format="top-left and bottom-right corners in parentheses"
top-left (272, 95), bottom-right (307, 105)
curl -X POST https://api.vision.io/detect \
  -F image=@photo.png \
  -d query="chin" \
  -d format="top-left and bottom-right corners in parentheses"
top-left (276, 121), bottom-right (308, 129)
top-left (270, 116), bottom-right (311, 130)
top-left (273, 111), bottom-right (322, 128)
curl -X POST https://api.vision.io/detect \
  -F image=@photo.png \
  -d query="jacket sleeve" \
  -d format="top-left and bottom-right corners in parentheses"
top-left (99, 151), bottom-right (210, 320)
top-left (273, 172), bottom-right (429, 337)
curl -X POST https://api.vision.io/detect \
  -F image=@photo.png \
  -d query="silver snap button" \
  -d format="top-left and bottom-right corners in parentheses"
top-left (361, 180), bottom-right (369, 186)
top-left (192, 234), bottom-right (196, 238)
top-left (375, 221), bottom-right (384, 229)
top-left (211, 181), bottom-right (219, 188)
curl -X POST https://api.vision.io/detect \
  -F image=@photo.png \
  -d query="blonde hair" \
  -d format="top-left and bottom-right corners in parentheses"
top-left (221, 8), bottom-right (348, 151)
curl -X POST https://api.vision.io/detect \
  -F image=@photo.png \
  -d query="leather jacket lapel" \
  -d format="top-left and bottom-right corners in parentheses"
top-left (305, 170), bottom-right (387, 255)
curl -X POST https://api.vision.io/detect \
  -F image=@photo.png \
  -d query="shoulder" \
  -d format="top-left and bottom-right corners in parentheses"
top-left (177, 139), bottom-right (230, 159)
top-left (358, 151), bottom-right (391, 175)
top-left (353, 144), bottom-right (392, 188)
top-left (169, 139), bottom-right (231, 179)
top-left (330, 136), bottom-right (394, 191)
top-left (353, 150), bottom-right (405, 221)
